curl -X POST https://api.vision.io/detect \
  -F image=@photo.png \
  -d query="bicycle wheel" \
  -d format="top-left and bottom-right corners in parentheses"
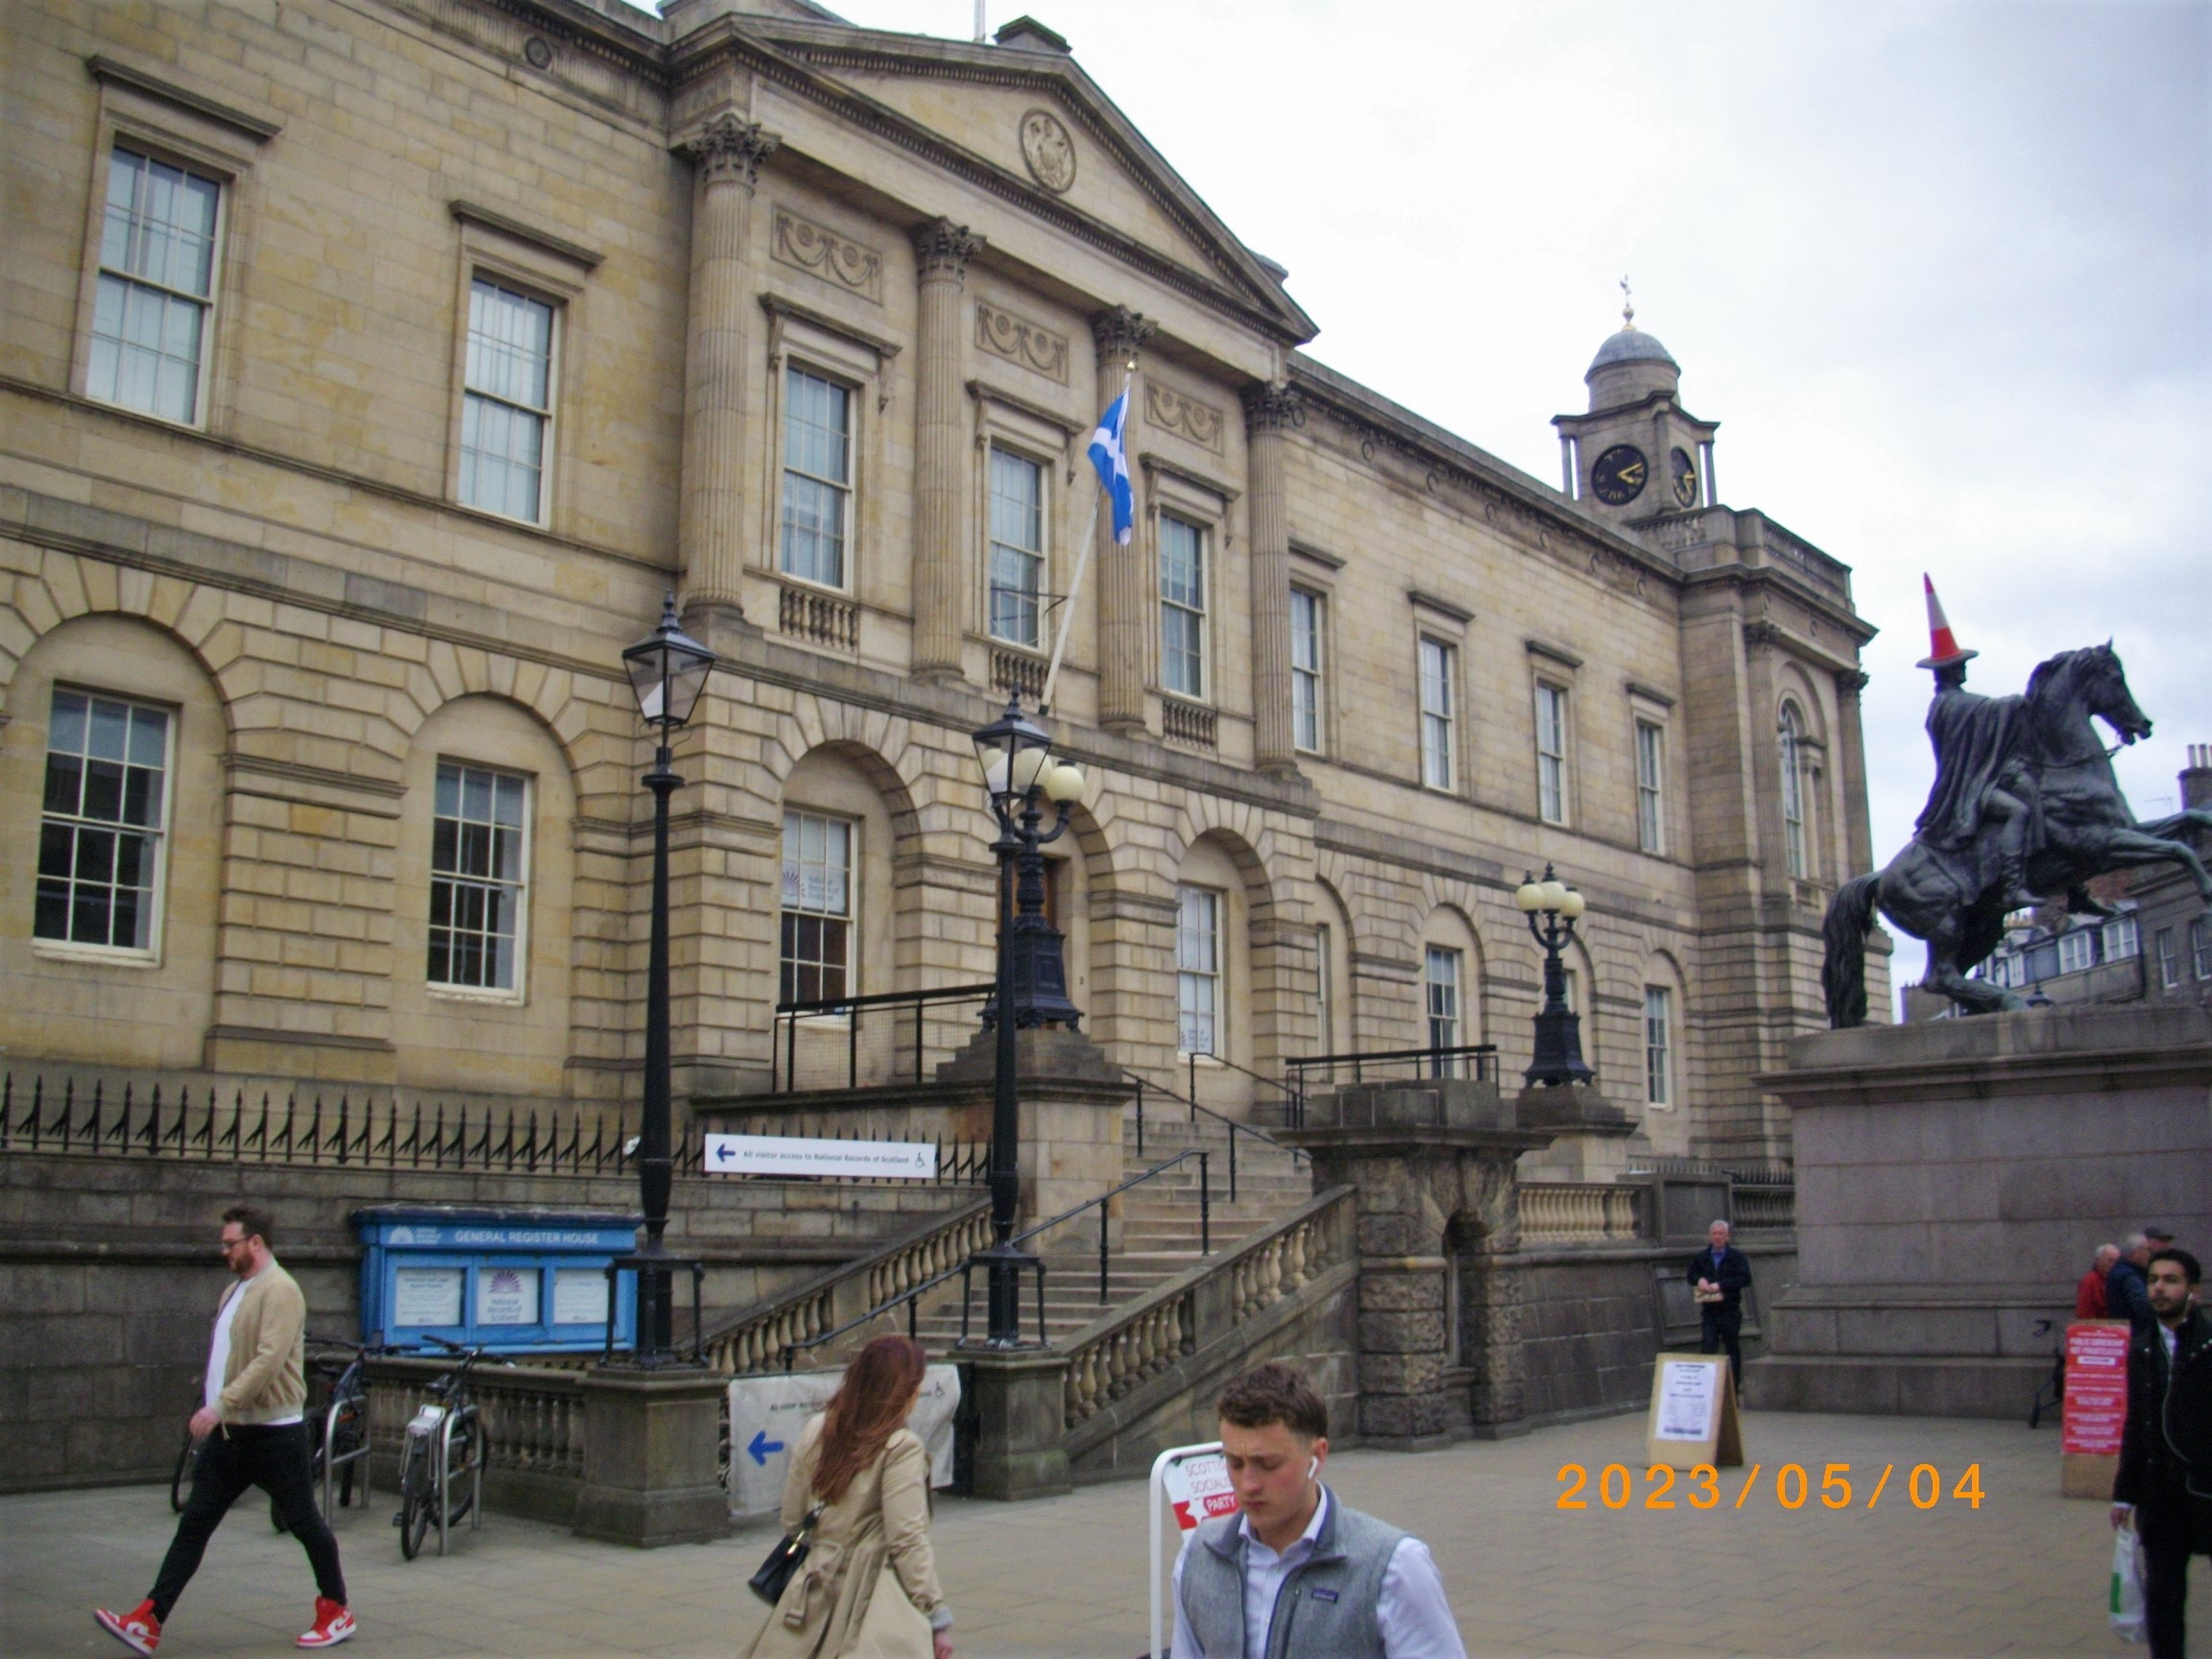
top-left (170, 1433), bottom-right (201, 1513)
top-left (397, 1439), bottom-right (434, 1561)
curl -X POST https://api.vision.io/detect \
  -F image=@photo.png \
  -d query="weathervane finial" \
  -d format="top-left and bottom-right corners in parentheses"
top-left (1620, 275), bottom-right (1635, 331)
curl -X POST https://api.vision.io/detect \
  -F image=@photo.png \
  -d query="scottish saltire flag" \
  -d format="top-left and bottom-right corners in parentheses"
top-left (1087, 390), bottom-right (1134, 545)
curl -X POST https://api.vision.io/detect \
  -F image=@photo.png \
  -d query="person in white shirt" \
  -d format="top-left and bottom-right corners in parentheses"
top-left (1171, 1362), bottom-right (1466, 1659)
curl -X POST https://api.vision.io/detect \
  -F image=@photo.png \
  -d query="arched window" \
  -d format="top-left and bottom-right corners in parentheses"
top-left (1779, 703), bottom-right (1809, 878)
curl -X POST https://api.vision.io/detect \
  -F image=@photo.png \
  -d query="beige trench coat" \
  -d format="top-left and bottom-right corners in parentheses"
top-left (740, 1413), bottom-right (947, 1659)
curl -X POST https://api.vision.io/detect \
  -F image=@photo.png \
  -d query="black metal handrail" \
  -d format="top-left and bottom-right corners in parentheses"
top-left (771, 983), bottom-right (997, 1093)
top-left (1184, 1049), bottom-right (1299, 1122)
top-left (1282, 1042), bottom-right (1500, 1125)
top-left (1120, 1067), bottom-right (1305, 1202)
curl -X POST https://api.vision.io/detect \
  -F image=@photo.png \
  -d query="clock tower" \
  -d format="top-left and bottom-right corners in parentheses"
top-left (1552, 296), bottom-right (1719, 522)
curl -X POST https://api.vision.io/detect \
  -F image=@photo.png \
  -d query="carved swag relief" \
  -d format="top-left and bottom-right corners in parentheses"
top-left (1147, 384), bottom-right (1224, 453)
top-left (974, 301), bottom-right (1069, 383)
top-left (771, 209), bottom-right (883, 302)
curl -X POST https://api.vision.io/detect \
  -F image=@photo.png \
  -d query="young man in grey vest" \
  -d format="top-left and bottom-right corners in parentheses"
top-left (1171, 1361), bottom-right (1466, 1659)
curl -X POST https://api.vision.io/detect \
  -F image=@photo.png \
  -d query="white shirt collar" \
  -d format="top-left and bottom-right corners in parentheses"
top-left (1238, 1485), bottom-right (1329, 1558)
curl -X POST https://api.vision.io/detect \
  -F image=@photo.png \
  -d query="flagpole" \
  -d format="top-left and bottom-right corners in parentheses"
top-left (1041, 361), bottom-right (1134, 713)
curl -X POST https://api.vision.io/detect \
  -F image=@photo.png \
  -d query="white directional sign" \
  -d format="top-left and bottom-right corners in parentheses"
top-left (727, 1365), bottom-right (960, 1519)
top-left (703, 1133), bottom-right (937, 1181)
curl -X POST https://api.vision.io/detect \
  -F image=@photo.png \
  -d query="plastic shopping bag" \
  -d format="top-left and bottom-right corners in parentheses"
top-left (2110, 1527), bottom-right (2147, 1644)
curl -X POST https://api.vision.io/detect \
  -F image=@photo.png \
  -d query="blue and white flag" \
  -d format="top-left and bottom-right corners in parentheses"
top-left (1087, 389), bottom-right (1134, 545)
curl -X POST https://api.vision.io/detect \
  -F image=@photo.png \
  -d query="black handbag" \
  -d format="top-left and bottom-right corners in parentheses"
top-left (747, 1504), bottom-right (822, 1605)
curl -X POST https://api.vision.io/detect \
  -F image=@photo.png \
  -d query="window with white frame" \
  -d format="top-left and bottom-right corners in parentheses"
top-left (89, 147), bottom-right (223, 424)
top-left (2057, 929), bottom-right (2095, 976)
top-left (780, 367), bottom-right (852, 588)
top-left (2156, 928), bottom-right (2178, 989)
top-left (1419, 638), bottom-right (1455, 791)
top-left (2104, 915), bottom-right (2140, 961)
top-left (428, 762), bottom-right (529, 993)
top-left (1425, 946), bottom-right (1462, 1074)
top-left (1176, 885), bottom-right (1220, 1055)
top-left (1535, 683), bottom-right (1569, 824)
top-left (1779, 703), bottom-right (1810, 878)
top-left (1315, 923), bottom-right (1334, 1052)
top-left (36, 688), bottom-right (172, 952)
top-left (1635, 719), bottom-right (1665, 854)
top-left (1290, 589), bottom-right (1324, 753)
top-left (781, 810), bottom-right (854, 1005)
top-left (459, 277), bottom-right (556, 522)
top-left (2194, 917), bottom-right (2211, 981)
top-left (987, 446), bottom-right (1045, 649)
top-left (1644, 985), bottom-right (1673, 1106)
top-left (1160, 514), bottom-right (1208, 700)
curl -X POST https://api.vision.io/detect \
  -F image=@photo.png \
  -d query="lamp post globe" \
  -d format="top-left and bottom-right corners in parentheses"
top-left (618, 592), bottom-right (716, 1366)
top-left (969, 693), bottom-right (1085, 1346)
top-left (1521, 861), bottom-right (1596, 1089)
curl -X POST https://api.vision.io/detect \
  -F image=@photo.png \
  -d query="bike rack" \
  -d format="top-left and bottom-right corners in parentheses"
top-left (432, 1406), bottom-right (482, 1557)
top-left (318, 1395), bottom-right (372, 1524)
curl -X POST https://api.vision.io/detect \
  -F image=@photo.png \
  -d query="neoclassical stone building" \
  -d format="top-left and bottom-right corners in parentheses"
top-left (0, 0), bottom-right (1882, 1166)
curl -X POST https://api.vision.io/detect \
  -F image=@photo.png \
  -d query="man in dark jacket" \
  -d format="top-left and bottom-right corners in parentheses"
top-left (2110, 1234), bottom-right (2157, 1325)
top-left (2110, 1248), bottom-right (2211, 1659)
top-left (1688, 1220), bottom-right (1754, 1392)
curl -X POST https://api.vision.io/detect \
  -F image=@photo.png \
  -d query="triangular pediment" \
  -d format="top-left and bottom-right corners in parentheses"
top-left (723, 17), bottom-right (1315, 343)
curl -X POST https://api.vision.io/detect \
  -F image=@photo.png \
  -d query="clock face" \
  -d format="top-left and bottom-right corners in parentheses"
top-left (1591, 445), bottom-right (1648, 506)
top-left (1671, 447), bottom-right (1698, 508)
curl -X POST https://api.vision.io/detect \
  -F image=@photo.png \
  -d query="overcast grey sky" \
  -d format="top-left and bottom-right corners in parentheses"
top-left (712, 1), bottom-right (2212, 998)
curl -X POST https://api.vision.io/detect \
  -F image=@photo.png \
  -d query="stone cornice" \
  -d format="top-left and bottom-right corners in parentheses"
top-left (448, 199), bottom-right (604, 270)
top-left (86, 54), bottom-right (284, 141)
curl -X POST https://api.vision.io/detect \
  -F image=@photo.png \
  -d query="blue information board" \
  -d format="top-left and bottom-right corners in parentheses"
top-left (353, 1207), bottom-right (639, 1353)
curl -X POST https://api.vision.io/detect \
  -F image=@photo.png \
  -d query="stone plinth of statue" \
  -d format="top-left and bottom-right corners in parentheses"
top-left (1752, 1003), bottom-right (2212, 1418)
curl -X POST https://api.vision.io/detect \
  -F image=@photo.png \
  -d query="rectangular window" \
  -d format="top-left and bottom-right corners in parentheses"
top-left (780, 367), bottom-right (852, 588)
top-left (1315, 923), bottom-right (1334, 1055)
top-left (1419, 638), bottom-right (1455, 791)
top-left (1176, 885), bottom-right (1220, 1055)
top-left (987, 446), bottom-right (1045, 649)
top-left (1535, 684), bottom-right (1569, 824)
top-left (1645, 986), bottom-right (1672, 1106)
top-left (89, 147), bottom-right (222, 423)
top-left (459, 277), bottom-right (555, 523)
top-left (2156, 928), bottom-right (2178, 990)
top-left (1290, 589), bottom-right (1324, 753)
top-left (428, 762), bottom-right (529, 993)
top-left (2194, 918), bottom-right (2212, 981)
top-left (1635, 719), bottom-right (1665, 854)
top-left (1160, 515), bottom-right (1208, 700)
top-left (780, 810), bottom-right (854, 1005)
top-left (36, 688), bottom-right (171, 951)
top-left (2104, 916), bottom-right (2139, 961)
top-left (1780, 708), bottom-right (1810, 878)
top-left (2057, 929), bottom-right (2095, 976)
top-left (1425, 946), bottom-right (1461, 1074)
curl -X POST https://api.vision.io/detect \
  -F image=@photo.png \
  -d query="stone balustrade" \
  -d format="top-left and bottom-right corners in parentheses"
top-left (1519, 1181), bottom-right (1645, 1243)
top-left (364, 1355), bottom-right (588, 1515)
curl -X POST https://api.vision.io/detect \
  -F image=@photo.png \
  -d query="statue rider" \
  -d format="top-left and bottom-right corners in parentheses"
top-left (1911, 576), bottom-right (2037, 911)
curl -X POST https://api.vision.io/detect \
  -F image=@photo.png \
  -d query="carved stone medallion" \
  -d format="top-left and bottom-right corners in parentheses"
top-left (1019, 108), bottom-right (1076, 194)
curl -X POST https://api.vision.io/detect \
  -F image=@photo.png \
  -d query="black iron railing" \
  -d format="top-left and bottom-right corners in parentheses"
top-left (770, 984), bottom-right (997, 1093)
top-left (1120, 1068), bottom-right (1306, 1203)
top-left (1281, 1042), bottom-right (1500, 1126)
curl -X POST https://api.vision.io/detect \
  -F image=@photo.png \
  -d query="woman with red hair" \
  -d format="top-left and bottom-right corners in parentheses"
top-left (742, 1335), bottom-right (952, 1659)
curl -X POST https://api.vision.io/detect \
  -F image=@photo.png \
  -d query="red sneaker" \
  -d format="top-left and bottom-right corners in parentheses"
top-left (296, 1598), bottom-right (356, 1648)
top-left (93, 1601), bottom-right (161, 1655)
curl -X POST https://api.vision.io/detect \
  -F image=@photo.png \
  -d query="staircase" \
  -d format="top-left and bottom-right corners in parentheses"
top-left (908, 1111), bottom-right (1313, 1351)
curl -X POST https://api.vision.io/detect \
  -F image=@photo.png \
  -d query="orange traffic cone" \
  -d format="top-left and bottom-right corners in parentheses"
top-left (1915, 574), bottom-right (1978, 669)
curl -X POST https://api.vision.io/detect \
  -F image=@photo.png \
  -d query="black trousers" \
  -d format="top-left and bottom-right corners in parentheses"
top-left (150, 1423), bottom-right (346, 1623)
top-left (2139, 1496), bottom-right (2201, 1659)
top-left (1699, 1305), bottom-right (1744, 1384)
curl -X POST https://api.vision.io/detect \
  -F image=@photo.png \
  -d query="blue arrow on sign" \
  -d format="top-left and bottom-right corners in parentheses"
top-left (715, 1142), bottom-right (736, 1163)
top-left (748, 1430), bottom-right (785, 1466)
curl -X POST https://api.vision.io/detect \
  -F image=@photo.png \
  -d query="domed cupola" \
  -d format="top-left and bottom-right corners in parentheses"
top-left (1583, 296), bottom-right (1681, 410)
top-left (1551, 282), bottom-right (1717, 520)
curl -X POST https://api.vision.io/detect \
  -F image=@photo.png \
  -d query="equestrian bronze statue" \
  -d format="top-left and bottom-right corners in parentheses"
top-left (1823, 577), bottom-right (2212, 1024)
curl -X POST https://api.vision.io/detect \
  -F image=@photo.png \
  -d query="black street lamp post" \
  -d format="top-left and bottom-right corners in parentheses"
top-left (969, 695), bottom-right (1085, 1345)
top-left (617, 593), bottom-right (717, 1366)
top-left (1516, 863), bottom-right (1596, 1088)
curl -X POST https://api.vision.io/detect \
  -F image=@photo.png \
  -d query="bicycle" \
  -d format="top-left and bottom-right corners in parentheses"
top-left (2028, 1317), bottom-right (2064, 1429)
top-left (300, 1334), bottom-right (395, 1524)
top-left (393, 1335), bottom-right (499, 1560)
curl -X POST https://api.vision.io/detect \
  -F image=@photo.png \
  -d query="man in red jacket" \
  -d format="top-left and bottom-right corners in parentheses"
top-left (2079, 1243), bottom-right (2120, 1319)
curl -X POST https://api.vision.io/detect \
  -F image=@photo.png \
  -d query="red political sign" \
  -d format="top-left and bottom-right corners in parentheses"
top-left (2062, 1320), bottom-right (2129, 1457)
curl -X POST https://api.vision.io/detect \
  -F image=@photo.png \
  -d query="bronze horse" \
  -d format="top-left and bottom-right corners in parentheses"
top-left (1824, 644), bottom-right (2212, 1023)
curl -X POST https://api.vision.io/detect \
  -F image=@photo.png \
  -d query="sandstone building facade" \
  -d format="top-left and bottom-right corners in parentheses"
top-left (0, 0), bottom-right (1883, 1168)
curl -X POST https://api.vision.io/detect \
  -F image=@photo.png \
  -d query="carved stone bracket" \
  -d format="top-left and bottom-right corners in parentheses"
top-left (912, 216), bottom-right (985, 279)
top-left (772, 209), bottom-right (881, 301)
top-left (1743, 619), bottom-right (1782, 653)
top-left (1834, 667), bottom-right (1871, 695)
top-left (1090, 303), bottom-right (1154, 368)
top-left (1146, 384), bottom-right (1225, 452)
top-left (677, 114), bottom-right (780, 188)
top-left (1240, 381), bottom-right (1303, 438)
top-left (975, 301), bottom-right (1069, 382)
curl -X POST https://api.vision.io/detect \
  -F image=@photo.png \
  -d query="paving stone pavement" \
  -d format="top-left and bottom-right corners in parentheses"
top-left (3, 1410), bottom-right (2198, 1658)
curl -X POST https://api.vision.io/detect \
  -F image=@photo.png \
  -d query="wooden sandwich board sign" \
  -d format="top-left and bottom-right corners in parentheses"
top-left (1645, 1354), bottom-right (1744, 1470)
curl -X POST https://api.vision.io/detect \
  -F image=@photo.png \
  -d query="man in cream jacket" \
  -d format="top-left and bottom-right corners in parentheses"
top-left (96, 1205), bottom-right (355, 1653)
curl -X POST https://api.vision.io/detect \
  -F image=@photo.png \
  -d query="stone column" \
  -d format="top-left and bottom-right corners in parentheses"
top-left (1832, 667), bottom-right (1874, 877)
top-left (1242, 383), bottom-right (1300, 773)
top-left (673, 115), bottom-right (779, 633)
top-left (1092, 304), bottom-right (1154, 733)
top-left (911, 217), bottom-right (985, 681)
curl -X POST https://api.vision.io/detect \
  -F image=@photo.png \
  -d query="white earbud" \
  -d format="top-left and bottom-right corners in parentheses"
top-left (1307, 1455), bottom-right (1319, 1479)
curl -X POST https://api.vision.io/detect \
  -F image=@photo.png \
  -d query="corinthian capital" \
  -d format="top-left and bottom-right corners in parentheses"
top-left (911, 216), bottom-right (985, 279)
top-left (1241, 381), bottom-right (1303, 436)
top-left (1090, 303), bottom-right (1155, 368)
top-left (678, 114), bottom-right (781, 188)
